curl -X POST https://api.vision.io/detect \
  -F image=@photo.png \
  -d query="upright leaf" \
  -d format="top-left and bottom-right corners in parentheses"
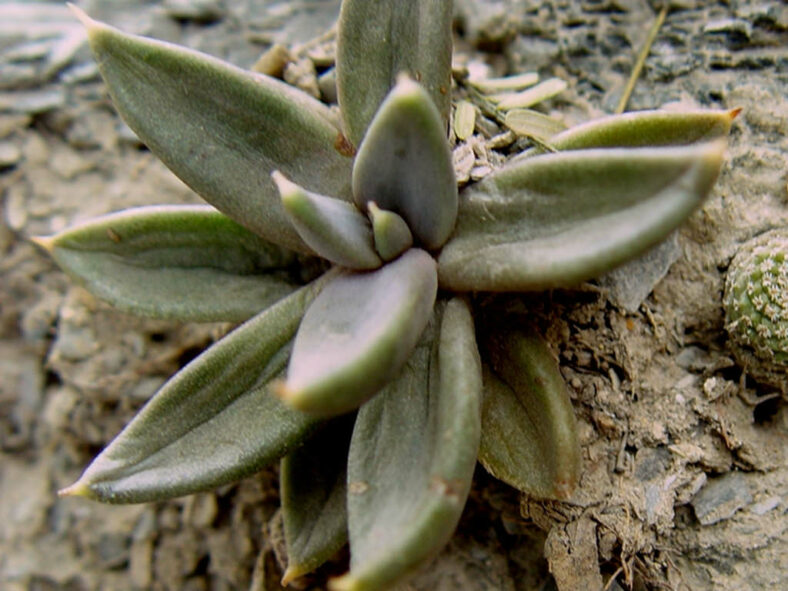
top-left (281, 415), bottom-right (355, 585)
top-left (478, 323), bottom-right (580, 499)
top-left (273, 172), bottom-right (381, 270)
top-left (337, 0), bottom-right (453, 147)
top-left (59, 275), bottom-right (335, 503)
top-left (73, 7), bottom-right (353, 254)
top-left (353, 77), bottom-right (457, 250)
top-left (279, 249), bottom-right (437, 417)
top-left (34, 205), bottom-right (301, 322)
top-left (331, 298), bottom-right (482, 591)
top-left (438, 141), bottom-right (726, 292)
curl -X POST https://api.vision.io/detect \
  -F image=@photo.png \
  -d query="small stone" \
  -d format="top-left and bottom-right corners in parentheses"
top-left (163, 0), bottom-right (226, 23)
top-left (691, 471), bottom-right (752, 525)
top-left (0, 141), bottom-right (21, 168)
top-left (50, 145), bottom-right (94, 179)
top-left (252, 43), bottom-right (291, 78)
top-left (283, 58), bottom-right (320, 99)
top-left (0, 88), bottom-right (65, 114)
top-left (4, 183), bottom-right (28, 231)
top-left (318, 67), bottom-right (338, 104)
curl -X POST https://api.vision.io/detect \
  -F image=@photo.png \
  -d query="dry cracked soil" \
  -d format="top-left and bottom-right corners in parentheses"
top-left (1, 1), bottom-right (786, 590)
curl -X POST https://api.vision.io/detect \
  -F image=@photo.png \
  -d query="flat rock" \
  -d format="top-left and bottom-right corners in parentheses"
top-left (691, 471), bottom-right (753, 525)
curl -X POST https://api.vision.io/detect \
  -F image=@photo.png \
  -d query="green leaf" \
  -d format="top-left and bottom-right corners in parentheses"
top-left (478, 322), bottom-right (580, 499)
top-left (74, 7), bottom-right (353, 254)
top-left (280, 415), bottom-right (354, 585)
top-left (367, 202), bottom-right (413, 262)
top-left (331, 298), bottom-right (482, 591)
top-left (273, 172), bottom-right (381, 270)
top-left (59, 276), bottom-right (335, 503)
top-left (549, 108), bottom-right (739, 151)
top-left (438, 141), bottom-right (726, 292)
top-left (336, 0), bottom-right (453, 147)
top-left (35, 205), bottom-right (303, 322)
top-left (352, 77), bottom-right (457, 250)
top-left (279, 249), bottom-right (437, 417)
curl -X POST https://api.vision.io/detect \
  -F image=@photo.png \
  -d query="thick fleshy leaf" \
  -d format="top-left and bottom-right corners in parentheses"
top-left (438, 141), bottom-right (726, 292)
top-left (279, 249), bottom-right (437, 417)
top-left (549, 108), bottom-right (739, 150)
top-left (273, 172), bottom-right (381, 270)
top-left (34, 205), bottom-right (302, 322)
top-left (352, 78), bottom-right (457, 250)
top-left (74, 7), bottom-right (353, 254)
top-left (331, 298), bottom-right (482, 591)
top-left (336, 0), bottom-right (452, 147)
top-left (367, 202), bottom-right (413, 262)
top-left (59, 276), bottom-right (334, 503)
top-left (478, 323), bottom-right (580, 499)
top-left (280, 415), bottom-right (354, 585)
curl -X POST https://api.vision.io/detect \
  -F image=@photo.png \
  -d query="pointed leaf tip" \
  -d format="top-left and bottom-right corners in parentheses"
top-left (66, 3), bottom-right (96, 29)
top-left (58, 480), bottom-right (93, 499)
top-left (274, 171), bottom-right (381, 270)
top-left (30, 235), bottom-right (54, 252)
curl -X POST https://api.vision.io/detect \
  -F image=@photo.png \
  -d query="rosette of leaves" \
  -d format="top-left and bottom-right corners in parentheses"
top-left (36, 2), bottom-right (735, 589)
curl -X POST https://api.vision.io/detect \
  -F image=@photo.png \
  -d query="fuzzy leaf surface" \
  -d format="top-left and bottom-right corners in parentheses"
top-left (281, 249), bottom-right (437, 417)
top-left (368, 202), bottom-right (413, 262)
top-left (353, 78), bottom-right (457, 250)
top-left (62, 276), bottom-right (334, 503)
top-left (478, 323), bottom-right (580, 499)
top-left (79, 11), bottom-right (352, 253)
top-left (274, 172), bottom-right (381, 270)
top-left (438, 141), bottom-right (725, 291)
top-left (549, 109), bottom-right (738, 151)
top-left (37, 205), bottom-right (302, 322)
top-left (332, 299), bottom-right (481, 591)
top-left (337, 0), bottom-right (453, 147)
top-left (280, 415), bottom-right (354, 585)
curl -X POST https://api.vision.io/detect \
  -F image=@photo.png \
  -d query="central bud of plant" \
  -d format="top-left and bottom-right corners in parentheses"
top-left (271, 76), bottom-right (457, 417)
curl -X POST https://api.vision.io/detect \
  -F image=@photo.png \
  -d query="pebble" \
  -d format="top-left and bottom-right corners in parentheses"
top-left (0, 88), bottom-right (65, 114)
top-left (163, 0), bottom-right (226, 23)
top-left (0, 141), bottom-right (21, 168)
top-left (691, 471), bottom-right (752, 525)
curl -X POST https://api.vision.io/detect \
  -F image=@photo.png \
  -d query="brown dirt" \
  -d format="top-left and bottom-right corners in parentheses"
top-left (1, 1), bottom-right (786, 590)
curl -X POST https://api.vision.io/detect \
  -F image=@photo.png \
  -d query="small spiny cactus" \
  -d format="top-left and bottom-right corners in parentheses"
top-left (724, 228), bottom-right (788, 391)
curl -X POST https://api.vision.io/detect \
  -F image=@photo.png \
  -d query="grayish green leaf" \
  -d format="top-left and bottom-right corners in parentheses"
top-left (478, 323), bottom-right (580, 499)
top-left (332, 298), bottom-right (481, 591)
top-left (35, 205), bottom-right (302, 322)
top-left (438, 141), bottom-right (726, 292)
top-left (337, 0), bottom-right (453, 147)
top-left (353, 77), bottom-right (457, 250)
top-left (75, 8), bottom-right (353, 254)
top-left (59, 275), bottom-right (335, 503)
top-left (367, 202), bottom-right (413, 262)
top-left (273, 171), bottom-right (381, 270)
top-left (549, 108), bottom-right (739, 151)
top-left (280, 249), bottom-right (437, 417)
top-left (280, 415), bottom-right (354, 585)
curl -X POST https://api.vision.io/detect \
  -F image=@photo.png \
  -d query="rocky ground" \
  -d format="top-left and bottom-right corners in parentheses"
top-left (1, 0), bottom-right (786, 590)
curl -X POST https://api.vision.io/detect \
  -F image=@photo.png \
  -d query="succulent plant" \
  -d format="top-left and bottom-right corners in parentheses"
top-left (724, 229), bottom-right (788, 392)
top-left (34, 1), bottom-right (735, 588)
